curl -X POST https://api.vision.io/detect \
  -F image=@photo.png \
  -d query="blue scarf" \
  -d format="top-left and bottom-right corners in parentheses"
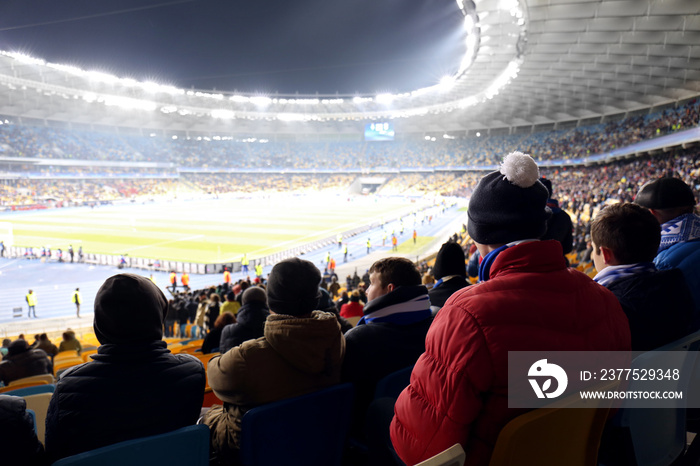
top-left (478, 244), bottom-right (509, 282)
top-left (478, 240), bottom-right (541, 282)
top-left (593, 262), bottom-right (657, 287)
top-left (357, 285), bottom-right (431, 326)
top-left (659, 213), bottom-right (700, 253)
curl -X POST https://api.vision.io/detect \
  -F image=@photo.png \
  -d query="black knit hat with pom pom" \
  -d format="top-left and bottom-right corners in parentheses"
top-left (468, 152), bottom-right (551, 244)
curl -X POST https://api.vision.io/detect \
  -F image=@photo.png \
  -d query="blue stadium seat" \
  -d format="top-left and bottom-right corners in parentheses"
top-left (239, 383), bottom-right (354, 466)
top-left (374, 365), bottom-right (414, 400)
top-left (602, 329), bottom-right (700, 466)
top-left (2, 384), bottom-right (55, 397)
top-left (50, 424), bottom-right (209, 466)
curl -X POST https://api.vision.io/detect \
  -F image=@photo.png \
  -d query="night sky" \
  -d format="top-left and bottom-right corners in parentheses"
top-left (0, 0), bottom-right (466, 95)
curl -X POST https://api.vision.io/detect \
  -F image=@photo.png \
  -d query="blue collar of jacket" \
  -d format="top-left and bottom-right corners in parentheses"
top-left (358, 285), bottom-right (431, 326)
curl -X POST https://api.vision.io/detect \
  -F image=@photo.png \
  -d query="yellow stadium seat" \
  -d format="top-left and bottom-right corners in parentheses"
top-left (54, 350), bottom-right (80, 363)
top-left (24, 392), bottom-right (53, 444)
top-left (54, 358), bottom-right (84, 376)
top-left (81, 349), bottom-right (98, 362)
top-left (8, 373), bottom-right (55, 386)
top-left (0, 380), bottom-right (50, 393)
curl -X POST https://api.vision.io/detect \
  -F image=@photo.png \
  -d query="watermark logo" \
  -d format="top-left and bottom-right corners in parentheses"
top-left (528, 359), bottom-right (568, 399)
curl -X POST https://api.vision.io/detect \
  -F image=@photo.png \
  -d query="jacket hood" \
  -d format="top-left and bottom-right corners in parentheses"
top-left (264, 311), bottom-right (344, 375)
top-left (94, 274), bottom-right (167, 345)
top-left (236, 302), bottom-right (270, 327)
top-left (0, 394), bottom-right (27, 417)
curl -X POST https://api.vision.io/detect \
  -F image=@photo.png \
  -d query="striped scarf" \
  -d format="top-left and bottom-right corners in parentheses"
top-left (593, 262), bottom-right (657, 287)
top-left (357, 285), bottom-right (431, 326)
top-left (659, 213), bottom-right (700, 253)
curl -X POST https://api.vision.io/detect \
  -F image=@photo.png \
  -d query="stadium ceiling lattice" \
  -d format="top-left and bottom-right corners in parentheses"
top-left (0, 0), bottom-right (698, 137)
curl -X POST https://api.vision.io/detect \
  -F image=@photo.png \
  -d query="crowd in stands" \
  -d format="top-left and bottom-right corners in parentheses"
top-left (1, 94), bottom-right (700, 463)
top-left (0, 98), bottom-right (697, 176)
top-left (2, 152), bottom-right (699, 463)
top-left (2, 142), bottom-right (696, 210)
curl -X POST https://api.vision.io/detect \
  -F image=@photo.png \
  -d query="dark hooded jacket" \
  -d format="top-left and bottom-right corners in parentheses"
top-left (0, 395), bottom-right (46, 465)
top-left (0, 340), bottom-right (52, 386)
top-left (218, 301), bottom-right (270, 354)
top-left (44, 274), bottom-right (205, 462)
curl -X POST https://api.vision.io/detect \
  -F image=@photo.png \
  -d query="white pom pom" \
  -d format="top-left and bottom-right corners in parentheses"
top-left (499, 151), bottom-right (539, 188)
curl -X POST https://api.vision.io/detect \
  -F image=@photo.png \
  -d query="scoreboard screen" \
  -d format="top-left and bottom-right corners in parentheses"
top-left (364, 122), bottom-right (395, 141)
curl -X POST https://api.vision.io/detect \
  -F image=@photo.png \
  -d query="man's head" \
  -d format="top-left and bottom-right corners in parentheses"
top-left (242, 286), bottom-right (267, 306)
top-left (432, 241), bottom-right (466, 280)
top-left (467, 152), bottom-right (551, 248)
top-left (266, 258), bottom-right (321, 316)
top-left (367, 257), bottom-right (421, 302)
top-left (634, 177), bottom-right (696, 224)
top-left (590, 203), bottom-right (660, 272)
top-left (7, 339), bottom-right (29, 357)
top-left (94, 273), bottom-right (168, 345)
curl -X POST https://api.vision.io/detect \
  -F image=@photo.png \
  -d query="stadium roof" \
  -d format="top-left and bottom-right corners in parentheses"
top-left (0, 0), bottom-right (698, 136)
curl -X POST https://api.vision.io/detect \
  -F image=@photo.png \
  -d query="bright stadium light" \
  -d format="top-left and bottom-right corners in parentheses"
top-left (277, 113), bottom-right (306, 122)
top-left (353, 96), bottom-right (373, 104)
top-left (211, 109), bottom-right (235, 119)
top-left (103, 95), bottom-right (157, 111)
top-left (250, 96), bottom-right (272, 106)
top-left (439, 76), bottom-right (456, 91)
top-left (46, 63), bottom-right (83, 75)
top-left (86, 71), bottom-right (119, 84)
top-left (376, 94), bottom-right (395, 104)
top-left (5, 52), bottom-right (45, 65)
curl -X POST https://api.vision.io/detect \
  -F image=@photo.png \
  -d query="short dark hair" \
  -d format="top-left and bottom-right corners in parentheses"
top-left (369, 257), bottom-right (421, 288)
top-left (590, 203), bottom-right (660, 264)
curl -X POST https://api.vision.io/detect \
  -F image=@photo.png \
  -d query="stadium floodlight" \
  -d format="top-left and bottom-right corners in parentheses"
top-left (102, 95), bottom-right (157, 111)
top-left (86, 70), bottom-right (119, 84)
top-left (500, 0), bottom-right (521, 14)
top-left (353, 96), bottom-right (373, 104)
top-left (277, 113), bottom-right (306, 122)
top-left (4, 52), bottom-right (45, 66)
top-left (230, 95), bottom-right (249, 103)
top-left (46, 63), bottom-right (84, 75)
top-left (211, 109), bottom-right (235, 119)
top-left (250, 96), bottom-right (272, 106)
top-left (464, 15), bottom-right (474, 34)
top-left (172, 135), bottom-right (178, 140)
top-left (160, 105), bottom-right (178, 114)
top-left (439, 76), bottom-right (456, 91)
top-left (376, 94), bottom-right (395, 104)
top-left (476, 132), bottom-right (481, 137)
top-left (443, 134), bottom-right (455, 139)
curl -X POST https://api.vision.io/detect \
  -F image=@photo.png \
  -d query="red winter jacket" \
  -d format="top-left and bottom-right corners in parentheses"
top-left (390, 240), bottom-right (631, 465)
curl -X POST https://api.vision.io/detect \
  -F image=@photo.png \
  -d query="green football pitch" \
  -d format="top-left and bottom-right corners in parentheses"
top-left (2, 195), bottom-right (426, 263)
